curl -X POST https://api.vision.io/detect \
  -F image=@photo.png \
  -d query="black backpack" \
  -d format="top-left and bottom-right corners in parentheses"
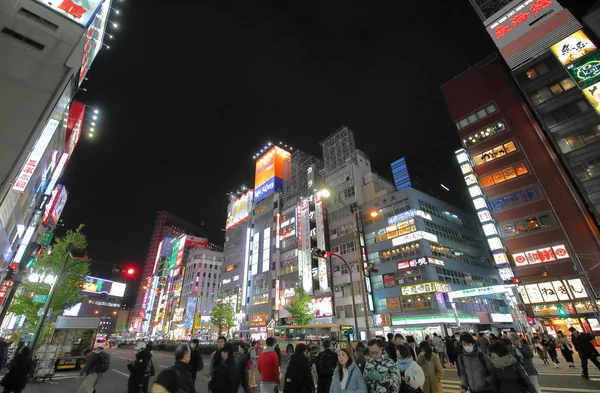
top-left (95, 351), bottom-right (110, 373)
top-left (316, 350), bottom-right (336, 377)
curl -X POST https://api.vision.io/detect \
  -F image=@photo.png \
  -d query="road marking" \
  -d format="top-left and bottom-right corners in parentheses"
top-left (159, 365), bottom-right (167, 368)
top-left (111, 368), bottom-right (129, 377)
top-left (442, 380), bottom-right (599, 392)
top-left (118, 357), bottom-right (128, 360)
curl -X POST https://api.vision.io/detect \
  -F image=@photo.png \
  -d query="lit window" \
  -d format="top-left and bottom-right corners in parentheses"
top-left (472, 141), bottom-right (517, 166)
top-left (480, 163), bottom-right (529, 189)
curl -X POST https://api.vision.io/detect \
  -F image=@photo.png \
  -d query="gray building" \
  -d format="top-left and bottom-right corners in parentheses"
top-left (364, 187), bottom-right (508, 339)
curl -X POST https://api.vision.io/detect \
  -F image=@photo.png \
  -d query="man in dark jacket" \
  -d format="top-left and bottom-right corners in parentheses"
top-left (458, 333), bottom-right (495, 393)
top-left (79, 346), bottom-right (110, 393)
top-left (569, 327), bottom-right (600, 379)
top-left (209, 336), bottom-right (227, 390)
top-left (169, 344), bottom-right (196, 393)
top-left (385, 333), bottom-right (397, 362)
top-left (189, 339), bottom-right (203, 384)
top-left (128, 342), bottom-right (151, 393)
top-left (314, 339), bottom-right (337, 393)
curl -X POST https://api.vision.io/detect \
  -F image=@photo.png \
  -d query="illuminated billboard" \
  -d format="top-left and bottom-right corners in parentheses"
top-left (551, 30), bottom-right (597, 66)
top-left (34, 0), bottom-right (104, 27)
top-left (65, 102), bottom-right (86, 156)
top-left (582, 81), bottom-right (600, 114)
top-left (82, 276), bottom-right (127, 297)
top-left (184, 235), bottom-right (209, 248)
top-left (566, 51), bottom-right (600, 88)
top-left (49, 186), bottom-right (68, 225)
top-left (315, 192), bottom-right (329, 292)
top-left (312, 297), bottom-right (333, 318)
top-left (226, 190), bottom-right (253, 229)
top-left (79, 0), bottom-right (110, 85)
top-left (43, 184), bottom-right (64, 224)
top-left (254, 146), bottom-right (290, 202)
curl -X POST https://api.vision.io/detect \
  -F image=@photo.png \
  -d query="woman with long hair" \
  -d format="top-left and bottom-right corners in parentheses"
top-left (416, 341), bottom-right (444, 393)
top-left (284, 343), bottom-right (315, 393)
top-left (397, 343), bottom-right (425, 393)
top-left (213, 343), bottom-right (238, 393)
top-left (556, 330), bottom-right (575, 368)
top-left (330, 348), bottom-right (366, 393)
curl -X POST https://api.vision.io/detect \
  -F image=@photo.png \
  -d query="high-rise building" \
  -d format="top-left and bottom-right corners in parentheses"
top-left (391, 157), bottom-right (412, 191)
top-left (131, 211), bottom-right (212, 331)
top-left (442, 53), bottom-right (600, 333)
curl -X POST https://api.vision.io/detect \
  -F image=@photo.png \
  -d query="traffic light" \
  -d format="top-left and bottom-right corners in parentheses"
top-left (113, 266), bottom-right (137, 277)
top-left (512, 277), bottom-right (521, 284)
top-left (312, 249), bottom-right (331, 259)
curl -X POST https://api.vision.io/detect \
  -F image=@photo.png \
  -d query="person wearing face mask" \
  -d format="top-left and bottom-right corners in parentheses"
top-left (189, 339), bottom-right (203, 385)
top-left (396, 344), bottom-right (424, 393)
top-left (508, 333), bottom-right (540, 393)
top-left (488, 342), bottom-right (536, 393)
top-left (458, 333), bottom-right (495, 393)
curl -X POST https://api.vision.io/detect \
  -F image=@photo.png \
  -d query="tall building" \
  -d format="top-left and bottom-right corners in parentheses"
top-left (390, 157), bottom-right (412, 191)
top-left (364, 187), bottom-right (507, 338)
top-left (442, 53), bottom-right (600, 334)
top-left (0, 0), bottom-right (114, 307)
top-left (131, 211), bottom-right (213, 332)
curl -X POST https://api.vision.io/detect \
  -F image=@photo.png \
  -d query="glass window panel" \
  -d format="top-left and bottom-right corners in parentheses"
top-left (476, 109), bottom-right (487, 119)
top-left (560, 78), bottom-right (576, 91)
top-left (459, 118), bottom-right (469, 128)
top-left (492, 171), bottom-right (506, 184)
top-left (537, 88), bottom-right (553, 102)
top-left (526, 218), bottom-right (540, 230)
top-left (486, 104), bottom-right (497, 114)
top-left (480, 175), bottom-right (496, 188)
top-left (514, 191), bottom-right (528, 204)
top-left (539, 215), bottom-right (553, 228)
top-left (535, 63), bottom-right (549, 75)
top-left (491, 199), bottom-right (505, 211)
top-left (549, 83), bottom-right (563, 95)
top-left (503, 195), bottom-right (516, 207)
top-left (500, 223), bottom-right (516, 236)
top-left (576, 100), bottom-right (590, 113)
top-left (526, 188), bottom-right (539, 200)
top-left (503, 167), bottom-right (517, 180)
top-left (526, 69), bottom-right (538, 79)
top-left (566, 135), bottom-right (585, 150)
top-left (581, 131), bottom-right (597, 145)
top-left (515, 220), bottom-right (528, 233)
top-left (504, 141), bottom-right (517, 154)
top-left (468, 114), bottom-right (478, 124)
top-left (514, 163), bottom-right (528, 176)
top-left (557, 138), bottom-right (573, 153)
top-left (531, 93), bottom-right (544, 105)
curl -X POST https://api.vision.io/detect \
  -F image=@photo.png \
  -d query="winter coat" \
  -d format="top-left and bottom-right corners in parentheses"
top-left (214, 357), bottom-right (237, 393)
top-left (477, 336), bottom-right (490, 355)
top-left (355, 351), bottom-right (366, 373)
top-left (210, 350), bottom-right (222, 381)
top-left (257, 346), bottom-right (280, 383)
top-left (363, 355), bottom-right (400, 393)
top-left (128, 348), bottom-right (152, 387)
top-left (284, 353), bottom-right (314, 393)
top-left (400, 360), bottom-right (425, 390)
top-left (511, 343), bottom-right (537, 376)
top-left (385, 341), bottom-right (398, 362)
top-left (1, 351), bottom-right (32, 391)
top-left (431, 336), bottom-right (445, 354)
top-left (458, 347), bottom-right (496, 393)
top-left (330, 363), bottom-right (367, 393)
top-left (237, 352), bottom-right (250, 386)
top-left (571, 332), bottom-right (600, 358)
top-left (490, 355), bottom-right (536, 393)
top-left (417, 353), bottom-right (444, 393)
top-left (189, 347), bottom-right (202, 378)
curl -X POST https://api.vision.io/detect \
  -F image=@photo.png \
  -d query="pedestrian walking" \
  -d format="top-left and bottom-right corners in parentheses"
top-left (249, 341), bottom-right (259, 388)
top-left (0, 339), bottom-right (8, 370)
top-left (167, 344), bottom-right (197, 393)
top-left (457, 333), bottom-right (495, 393)
top-left (212, 343), bottom-right (237, 393)
top-left (405, 336), bottom-right (419, 360)
top-left (128, 342), bottom-right (152, 393)
top-left (488, 341), bottom-right (536, 393)
top-left (77, 346), bottom-right (111, 393)
top-left (355, 342), bottom-right (367, 373)
top-left (556, 330), bottom-right (576, 368)
top-left (416, 341), bottom-right (443, 393)
top-left (237, 343), bottom-right (252, 393)
top-left (363, 338), bottom-right (400, 393)
top-left (430, 334), bottom-right (446, 367)
top-left (209, 336), bottom-right (227, 390)
top-left (508, 333), bottom-right (540, 393)
top-left (257, 337), bottom-right (280, 393)
top-left (396, 344), bottom-right (424, 393)
top-left (569, 326), bottom-right (600, 379)
top-left (143, 343), bottom-right (156, 393)
top-left (385, 333), bottom-right (398, 362)
top-left (541, 333), bottom-right (559, 368)
top-left (532, 336), bottom-right (548, 365)
top-left (189, 339), bottom-right (203, 384)
top-left (330, 348), bottom-right (367, 393)
top-left (477, 333), bottom-right (490, 356)
top-left (284, 343), bottom-right (315, 393)
top-left (0, 345), bottom-right (32, 393)
top-left (314, 339), bottom-right (337, 393)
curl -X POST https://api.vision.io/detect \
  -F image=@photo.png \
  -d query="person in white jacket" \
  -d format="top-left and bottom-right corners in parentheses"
top-left (397, 344), bottom-right (425, 392)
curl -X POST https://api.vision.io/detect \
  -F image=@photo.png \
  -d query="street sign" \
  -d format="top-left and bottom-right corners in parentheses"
top-left (33, 294), bottom-right (49, 303)
top-left (40, 231), bottom-right (54, 246)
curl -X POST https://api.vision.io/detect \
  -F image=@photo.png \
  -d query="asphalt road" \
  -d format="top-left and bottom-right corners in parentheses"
top-left (17, 347), bottom-right (600, 393)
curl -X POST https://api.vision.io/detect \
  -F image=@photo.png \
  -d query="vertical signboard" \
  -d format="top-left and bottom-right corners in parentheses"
top-left (315, 192), bottom-right (329, 292)
top-left (299, 199), bottom-right (312, 293)
top-left (79, 0), bottom-right (111, 85)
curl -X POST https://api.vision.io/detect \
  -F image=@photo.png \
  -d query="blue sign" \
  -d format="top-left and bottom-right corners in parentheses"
top-left (184, 297), bottom-right (198, 330)
top-left (387, 209), bottom-right (417, 225)
top-left (254, 177), bottom-right (283, 202)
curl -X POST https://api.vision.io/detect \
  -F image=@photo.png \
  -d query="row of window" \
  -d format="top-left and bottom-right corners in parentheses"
top-left (487, 187), bottom-right (542, 212)
top-left (557, 124), bottom-right (600, 154)
top-left (462, 121), bottom-right (507, 148)
top-left (542, 100), bottom-right (591, 128)
top-left (480, 162), bottom-right (529, 189)
top-left (378, 242), bottom-right (421, 263)
top-left (332, 240), bottom-right (356, 255)
top-left (335, 304), bottom-right (365, 319)
top-left (423, 221), bottom-right (485, 250)
top-left (530, 78), bottom-right (576, 105)
top-left (455, 103), bottom-right (498, 130)
top-left (365, 219), bottom-right (416, 245)
top-left (499, 213), bottom-right (554, 238)
top-left (472, 141), bottom-right (518, 166)
top-left (382, 294), bottom-right (436, 314)
top-left (435, 267), bottom-right (496, 287)
top-left (430, 243), bottom-right (489, 268)
top-left (573, 157), bottom-right (600, 183)
top-left (363, 199), bottom-right (411, 225)
top-left (328, 203), bottom-right (357, 222)
top-left (418, 201), bottom-right (478, 231)
top-left (524, 62), bottom-right (550, 81)
top-left (331, 222), bottom-right (353, 238)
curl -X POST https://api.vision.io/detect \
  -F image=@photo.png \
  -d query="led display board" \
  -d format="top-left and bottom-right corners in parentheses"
top-left (253, 146), bottom-right (290, 202)
top-left (551, 30), bottom-right (597, 66)
top-left (82, 276), bottom-right (126, 297)
top-left (34, 0), bottom-right (104, 27)
top-left (49, 186), bottom-right (68, 225)
top-left (226, 190), bottom-right (253, 229)
top-left (566, 51), bottom-right (600, 88)
top-left (401, 282), bottom-right (451, 296)
top-left (312, 297), bottom-right (333, 318)
top-left (582, 81), bottom-right (600, 114)
top-left (511, 244), bottom-right (569, 266)
top-left (43, 184), bottom-right (64, 224)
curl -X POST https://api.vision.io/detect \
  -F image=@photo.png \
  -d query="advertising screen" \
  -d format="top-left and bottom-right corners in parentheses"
top-left (49, 186), bottom-right (68, 225)
top-left (79, 0), bottom-right (110, 85)
top-left (582, 81), bottom-right (600, 114)
top-left (254, 146), bottom-right (290, 202)
top-left (226, 190), bottom-right (253, 229)
top-left (315, 192), bottom-right (329, 292)
top-left (184, 297), bottom-right (197, 330)
top-left (43, 184), bottom-right (63, 224)
top-left (65, 102), bottom-right (85, 156)
top-left (185, 236), bottom-right (209, 248)
top-left (566, 51), bottom-right (600, 88)
top-left (383, 273), bottom-right (396, 288)
top-left (551, 30), bottom-right (597, 66)
top-left (34, 0), bottom-right (104, 27)
top-left (312, 297), bottom-right (333, 318)
top-left (82, 276), bottom-right (127, 297)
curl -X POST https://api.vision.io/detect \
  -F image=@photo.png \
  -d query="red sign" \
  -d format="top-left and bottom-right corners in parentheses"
top-left (491, 0), bottom-right (555, 40)
top-left (383, 274), bottom-right (396, 288)
top-left (65, 101), bottom-right (85, 156)
top-left (397, 261), bottom-right (410, 270)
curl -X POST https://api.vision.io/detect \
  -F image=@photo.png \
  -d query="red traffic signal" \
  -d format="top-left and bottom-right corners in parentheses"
top-left (126, 268), bottom-right (135, 276)
top-left (312, 249), bottom-right (331, 259)
top-left (512, 277), bottom-right (521, 284)
top-left (112, 265), bottom-right (137, 277)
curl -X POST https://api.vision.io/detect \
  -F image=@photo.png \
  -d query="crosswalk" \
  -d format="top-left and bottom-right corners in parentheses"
top-left (439, 379), bottom-right (599, 393)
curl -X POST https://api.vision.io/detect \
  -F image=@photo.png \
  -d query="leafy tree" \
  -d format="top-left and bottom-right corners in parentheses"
top-left (9, 225), bottom-right (90, 335)
top-left (284, 285), bottom-right (313, 325)
top-left (210, 290), bottom-right (236, 337)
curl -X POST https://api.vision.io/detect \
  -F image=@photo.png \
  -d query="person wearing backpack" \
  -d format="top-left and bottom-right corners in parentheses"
top-left (458, 333), bottom-right (495, 393)
top-left (78, 346), bottom-right (110, 393)
top-left (488, 342), bottom-right (536, 393)
top-left (284, 343), bottom-right (315, 393)
top-left (314, 339), bottom-right (338, 393)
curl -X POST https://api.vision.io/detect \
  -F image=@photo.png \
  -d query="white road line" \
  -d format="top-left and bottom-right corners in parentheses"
top-left (118, 357), bottom-right (128, 360)
top-left (441, 381), bottom-right (599, 392)
top-left (111, 368), bottom-right (129, 377)
top-left (159, 365), bottom-right (167, 368)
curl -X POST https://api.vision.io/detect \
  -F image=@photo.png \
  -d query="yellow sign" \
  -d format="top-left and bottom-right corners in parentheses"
top-left (401, 282), bottom-right (451, 296)
top-left (582, 81), bottom-right (600, 114)
top-left (551, 30), bottom-right (597, 66)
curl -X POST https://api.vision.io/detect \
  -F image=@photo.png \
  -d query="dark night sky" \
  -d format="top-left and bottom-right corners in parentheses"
top-left (57, 0), bottom-right (593, 304)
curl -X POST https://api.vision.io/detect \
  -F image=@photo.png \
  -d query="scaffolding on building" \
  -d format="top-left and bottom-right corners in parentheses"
top-left (282, 149), bottom-right (322, 209)
top-left (320, 126), bottom-right (357, 175)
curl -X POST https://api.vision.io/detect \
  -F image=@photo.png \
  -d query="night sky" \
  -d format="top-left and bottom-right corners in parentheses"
top-left (57, 0), bottom-right (593, 304)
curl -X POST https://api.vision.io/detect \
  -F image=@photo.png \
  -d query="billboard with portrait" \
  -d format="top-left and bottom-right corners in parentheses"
top-left (50, 186), bottom-right (68, 225)
top-left (312, 297), bottom-right (333, 318)
top-left (34, 0), bottom-right (104, 27)
top-left (254, 146), bottom-right (290, 202)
